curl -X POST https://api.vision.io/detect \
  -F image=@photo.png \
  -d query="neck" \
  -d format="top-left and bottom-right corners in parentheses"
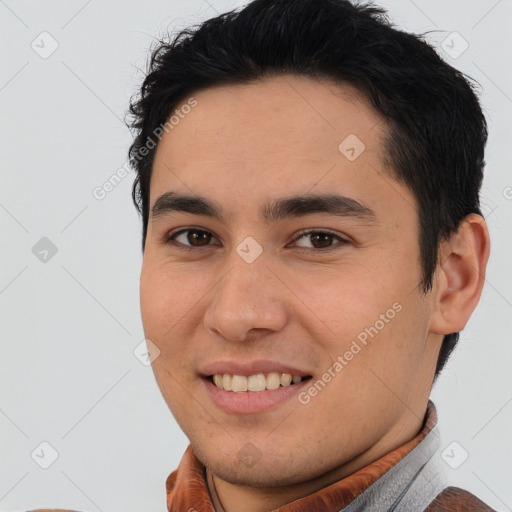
top-left (206, 412), bottom-right (424, 512)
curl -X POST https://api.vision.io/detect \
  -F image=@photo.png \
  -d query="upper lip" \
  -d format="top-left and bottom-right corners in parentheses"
top-left (199, 360), bottom-right (311, 377)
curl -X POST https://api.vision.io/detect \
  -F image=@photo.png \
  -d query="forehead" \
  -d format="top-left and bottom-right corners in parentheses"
top-left (155, 75), bottom-right (386, 162)
top-left (149, 75), bottom-right (407, 218)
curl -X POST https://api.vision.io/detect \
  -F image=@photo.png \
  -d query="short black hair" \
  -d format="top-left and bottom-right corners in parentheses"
top-left (127, 0), bottom-right (488, 377)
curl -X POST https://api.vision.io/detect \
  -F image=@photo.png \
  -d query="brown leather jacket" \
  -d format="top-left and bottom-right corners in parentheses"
top-left (425, 486), bottom-right (496, 511)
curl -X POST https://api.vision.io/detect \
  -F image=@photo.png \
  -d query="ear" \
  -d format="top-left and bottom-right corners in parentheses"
top-left (429, 214), bottom-right (490, 335)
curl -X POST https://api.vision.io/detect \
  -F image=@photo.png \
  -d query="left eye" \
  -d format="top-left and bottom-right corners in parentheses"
top-left (293, 230), bottom-right (347, 250)
top-left (165, 228), bottom-right (347, 251)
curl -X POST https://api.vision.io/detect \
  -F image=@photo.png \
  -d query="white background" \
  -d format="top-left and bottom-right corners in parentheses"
top-left (1, 1), bottom-right (511, 511)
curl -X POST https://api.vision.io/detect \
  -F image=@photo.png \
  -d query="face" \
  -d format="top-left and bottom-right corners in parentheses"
top-left (140, 75), bottom-right (442, 487)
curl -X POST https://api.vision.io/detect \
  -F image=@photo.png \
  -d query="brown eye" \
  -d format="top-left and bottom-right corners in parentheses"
top-left (186, 230), bottom-right (211, 246)
top-left (166, 228), bottom-right (219, 249)
top-left (310, 232), bottom-right (334, 249)
top-left (294, 230), bottom-right (348, 251)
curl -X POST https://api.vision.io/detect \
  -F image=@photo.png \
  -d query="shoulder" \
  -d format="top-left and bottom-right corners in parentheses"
top-left (424, 486), bottom-right (497, 511)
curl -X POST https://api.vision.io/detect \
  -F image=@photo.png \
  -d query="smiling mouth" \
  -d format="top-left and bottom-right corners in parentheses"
top-left (209, 372), bottom-right (312, 392)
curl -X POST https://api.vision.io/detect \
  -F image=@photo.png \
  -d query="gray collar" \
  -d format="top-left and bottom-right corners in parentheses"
top-left (339, 426), bottom-right (445, 512)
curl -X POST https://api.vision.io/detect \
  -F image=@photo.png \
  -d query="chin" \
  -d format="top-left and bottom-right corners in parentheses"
top-left (208, 457), bottom-right (310, 487)
top-left (192, 438), bottom-right (323, 487)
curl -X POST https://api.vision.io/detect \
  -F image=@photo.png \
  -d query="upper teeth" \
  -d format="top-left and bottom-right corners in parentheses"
top-left (212, 373), bottom-right (304, 392)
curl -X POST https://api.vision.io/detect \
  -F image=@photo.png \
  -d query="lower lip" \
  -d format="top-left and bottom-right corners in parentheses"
top-left (202, 376), bottom-right (312, 414)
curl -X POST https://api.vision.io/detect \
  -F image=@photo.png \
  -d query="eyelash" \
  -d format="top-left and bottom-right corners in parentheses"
top-left (163, 227), bottom-right (349, 253)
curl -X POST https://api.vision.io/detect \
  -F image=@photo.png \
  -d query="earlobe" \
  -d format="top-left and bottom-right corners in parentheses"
top-left (429, 214), bottom-right (490, 336)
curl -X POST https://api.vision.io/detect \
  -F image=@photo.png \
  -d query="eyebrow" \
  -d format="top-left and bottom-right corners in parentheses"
top-left (150, 192), bottom-right (377, 224)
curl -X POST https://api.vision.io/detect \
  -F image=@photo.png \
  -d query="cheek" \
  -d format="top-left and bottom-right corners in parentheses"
top-left (302, 264), bottom-right (426, 370)
top-left (291, 266), bottom-right (394, 341)
top-left (140, 262), bottom-right (208, 377)
top-left (339, 296), bottom-right (430, 395)
top-left (140, 261), bottom-right (194, 334)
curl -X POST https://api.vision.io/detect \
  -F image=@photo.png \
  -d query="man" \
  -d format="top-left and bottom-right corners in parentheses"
top-left (129, 0), bottom-right (494, 511)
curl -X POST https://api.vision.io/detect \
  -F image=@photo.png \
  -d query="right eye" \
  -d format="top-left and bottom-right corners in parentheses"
top-left (164, 228), bottom-right (221, 251)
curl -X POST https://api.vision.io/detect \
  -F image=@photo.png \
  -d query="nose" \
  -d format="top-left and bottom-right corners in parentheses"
top-left (202, 254), bottom-right (289, 343)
